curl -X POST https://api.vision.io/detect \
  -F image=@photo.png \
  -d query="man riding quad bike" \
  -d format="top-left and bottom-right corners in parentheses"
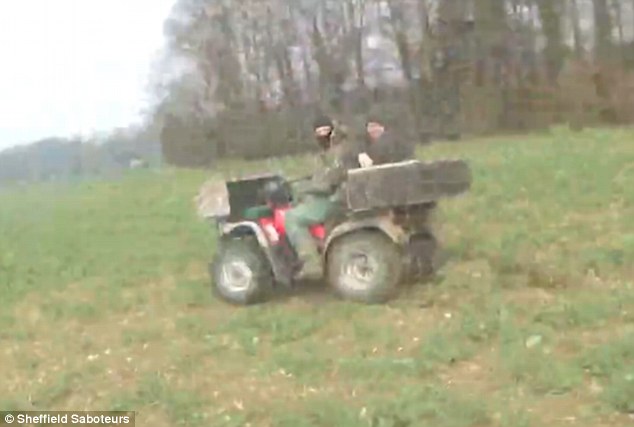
top-left (285, 114), bottom-right (359, 281)
top-left (199, 119), bottom-right (471, 306)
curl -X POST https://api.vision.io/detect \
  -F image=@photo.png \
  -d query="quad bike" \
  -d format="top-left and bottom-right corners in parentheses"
top-left (197, 159), bottom-right (471, 305)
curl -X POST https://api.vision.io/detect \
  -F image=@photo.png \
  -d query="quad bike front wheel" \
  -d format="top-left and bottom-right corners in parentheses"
top-left (327, 231), bottom-right (402, 304)
top-left (211, 236), bottom-right (274, 305)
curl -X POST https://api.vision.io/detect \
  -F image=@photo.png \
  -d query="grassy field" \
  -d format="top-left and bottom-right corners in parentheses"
top-left (1, 127), bottom-right (633, 426)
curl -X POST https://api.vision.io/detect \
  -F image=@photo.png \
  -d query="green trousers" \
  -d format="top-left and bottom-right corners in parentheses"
top-left (284, 195), bottom-right (335, 259)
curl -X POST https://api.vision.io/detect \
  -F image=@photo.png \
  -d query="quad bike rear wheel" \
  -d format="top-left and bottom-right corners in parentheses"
top-left (211, 236), bottom-right (274, 305)
top-left (327, 231), bottom-right (402, 304)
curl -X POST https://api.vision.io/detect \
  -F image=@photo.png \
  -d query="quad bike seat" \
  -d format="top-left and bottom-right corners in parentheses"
top-left (242, 205), bottom-right (274, 220)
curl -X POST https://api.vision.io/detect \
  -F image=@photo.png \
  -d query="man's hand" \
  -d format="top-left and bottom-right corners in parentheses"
top-left (358, 152), bottom-right (374, 168)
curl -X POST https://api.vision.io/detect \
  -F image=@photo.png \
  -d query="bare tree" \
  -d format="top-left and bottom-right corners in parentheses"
top-left (144, 0), bottom-right (634, 166)
top-left (593, 0), bottom-right (614, 62)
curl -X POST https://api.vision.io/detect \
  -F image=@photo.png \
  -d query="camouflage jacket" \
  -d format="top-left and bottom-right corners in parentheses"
top-left (300, 144), bottom-right (353, 199)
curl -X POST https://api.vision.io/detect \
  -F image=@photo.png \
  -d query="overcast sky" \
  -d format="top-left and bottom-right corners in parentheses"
top-left (0, 0), bottom-right (176, 150)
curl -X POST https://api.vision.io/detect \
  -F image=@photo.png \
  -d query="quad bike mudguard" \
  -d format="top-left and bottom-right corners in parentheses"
top-left (323, 214), bottom-right (408, 258)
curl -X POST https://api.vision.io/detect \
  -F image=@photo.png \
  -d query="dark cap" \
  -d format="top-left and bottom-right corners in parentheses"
top-left (313, 114), bottom-right (334, 129)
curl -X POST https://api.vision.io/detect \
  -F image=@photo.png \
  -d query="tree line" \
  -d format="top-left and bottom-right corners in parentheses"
top-left (0, 126), bottom-right (161, 185)
top-left (150, 0), bottom-right (634, 167)
top-left (3, 0), bottom-right (633, 183)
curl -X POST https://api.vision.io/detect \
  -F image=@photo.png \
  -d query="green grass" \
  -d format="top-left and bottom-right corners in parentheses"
top-left (1, 126), bottom-right (633, 426)
top-left (579, 331), bottom-right (634, 414)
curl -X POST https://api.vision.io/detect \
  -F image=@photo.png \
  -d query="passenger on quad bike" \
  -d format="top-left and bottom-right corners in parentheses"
top-left (356, 108), bottom-right (415, 168)
top-left (284, 114), bottom-right (355, 280)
